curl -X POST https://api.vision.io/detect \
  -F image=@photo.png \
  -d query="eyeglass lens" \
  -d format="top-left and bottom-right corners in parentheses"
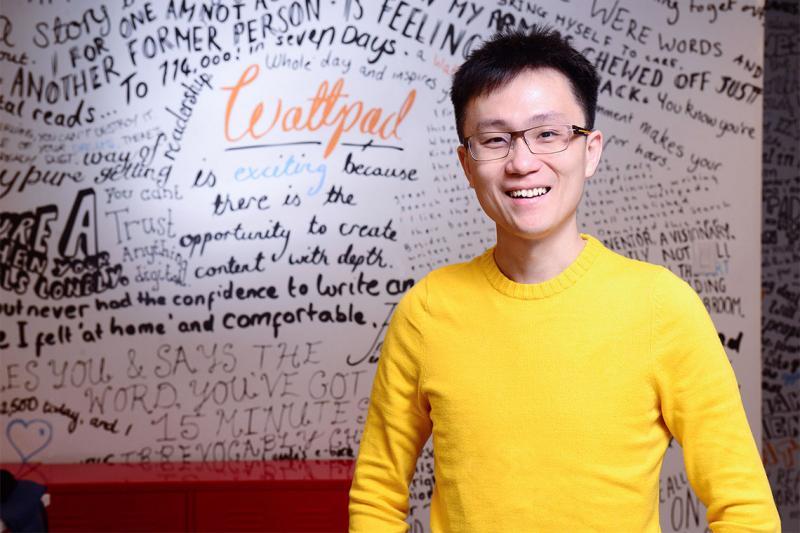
top-left (469, 125), bottom-right (574, 160)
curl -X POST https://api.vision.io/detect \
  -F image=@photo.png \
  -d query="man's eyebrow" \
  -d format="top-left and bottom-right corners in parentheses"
top-left (474, 112), bottom-right (568, 131)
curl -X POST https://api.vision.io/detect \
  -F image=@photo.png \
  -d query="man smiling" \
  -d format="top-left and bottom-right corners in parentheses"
top-left (349, 28), bottom-right (779, 532)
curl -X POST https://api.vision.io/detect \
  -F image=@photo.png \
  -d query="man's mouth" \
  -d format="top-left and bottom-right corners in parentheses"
top-left (507, 187), bottom-right (551, 199)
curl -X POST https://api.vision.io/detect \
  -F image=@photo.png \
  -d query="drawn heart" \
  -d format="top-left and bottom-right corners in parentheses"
top-left (6, 419), bottom-right (53, 463)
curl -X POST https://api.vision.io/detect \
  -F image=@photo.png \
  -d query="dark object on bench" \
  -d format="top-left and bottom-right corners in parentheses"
top-left (0, 469), bottom-right (49, 532)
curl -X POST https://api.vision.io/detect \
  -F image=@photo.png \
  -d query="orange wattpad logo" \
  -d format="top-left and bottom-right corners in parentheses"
top-left (222, 64), bottom-right (416, 157)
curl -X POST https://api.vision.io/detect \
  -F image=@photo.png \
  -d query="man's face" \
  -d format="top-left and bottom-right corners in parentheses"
top-left (457, 68), bottom-right (603, 245)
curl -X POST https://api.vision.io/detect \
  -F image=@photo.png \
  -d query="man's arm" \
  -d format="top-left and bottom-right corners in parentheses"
top-left (653, 268), bottom-right (780, 532)
top-left (349, 279), bottom-right (433, 533)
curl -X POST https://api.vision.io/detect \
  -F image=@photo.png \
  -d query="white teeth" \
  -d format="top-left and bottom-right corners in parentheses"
top-left (509, 187), bottom-right (549, 198)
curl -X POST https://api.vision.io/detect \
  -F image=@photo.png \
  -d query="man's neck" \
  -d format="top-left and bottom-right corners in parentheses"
top-left (493, 225), bottom-right (587, 284)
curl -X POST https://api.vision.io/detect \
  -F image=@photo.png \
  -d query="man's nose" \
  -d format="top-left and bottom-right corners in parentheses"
top-left (505, 136), bottom-right (543, 175)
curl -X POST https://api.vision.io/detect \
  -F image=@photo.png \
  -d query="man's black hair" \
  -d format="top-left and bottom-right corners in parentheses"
top-left (450, 27), bottom-right (600, 143)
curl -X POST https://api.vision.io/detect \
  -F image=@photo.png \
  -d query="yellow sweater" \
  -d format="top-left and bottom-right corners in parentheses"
top-left (349, 234), bottom-right (779, 532)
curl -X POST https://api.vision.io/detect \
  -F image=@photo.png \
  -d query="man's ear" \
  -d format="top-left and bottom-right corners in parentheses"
top-left (457, 144), bottom-right (475, 188)
top-left (584, 129), bottom-right (604, 179)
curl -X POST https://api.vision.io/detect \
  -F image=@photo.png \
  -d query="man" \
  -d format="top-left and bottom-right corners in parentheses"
top-left (349, 28), bottom-right (779, 532)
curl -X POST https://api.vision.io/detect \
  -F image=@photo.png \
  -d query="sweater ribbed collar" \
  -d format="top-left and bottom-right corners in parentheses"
top-left (477, 233), bottom-right (603, 299)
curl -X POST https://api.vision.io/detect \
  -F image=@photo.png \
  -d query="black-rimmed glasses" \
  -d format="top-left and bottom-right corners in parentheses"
top-left (464, 124), bottom-right (592, 161)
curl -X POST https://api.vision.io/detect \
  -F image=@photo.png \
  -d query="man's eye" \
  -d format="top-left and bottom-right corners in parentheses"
top-left (482, 136), bottom-right (508, 146)
top-left (537, 130), bottom-right (562, 139)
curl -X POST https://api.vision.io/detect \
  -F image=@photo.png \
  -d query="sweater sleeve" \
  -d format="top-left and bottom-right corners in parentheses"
top-left (652, 268), bottom-right (780, 532)
top-left (349, 278), bottom-right (433, 533)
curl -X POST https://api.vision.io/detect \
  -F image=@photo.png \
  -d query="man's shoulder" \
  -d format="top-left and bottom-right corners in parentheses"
top-left (596, 240), bottom-right (663, 276)
top-left (390, 254), bottom-right (484, 324)
top-left (399, 251), bottom-right (488, 309)
top-left (598, 244), bottom-right (702, 308)
top-left (428, 254), bottom-right (482, 279)
top-left (419, 251), bottom-right (486, 290)
top-left (587, 238), bottom-right (671, 293)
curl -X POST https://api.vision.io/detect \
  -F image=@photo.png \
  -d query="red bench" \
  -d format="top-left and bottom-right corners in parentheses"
top-left (0, 460), bottom-right (354, 532)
